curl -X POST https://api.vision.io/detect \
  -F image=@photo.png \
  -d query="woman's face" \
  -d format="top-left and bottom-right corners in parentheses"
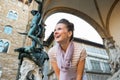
top-left (54, 23), bottom-right (72, 44)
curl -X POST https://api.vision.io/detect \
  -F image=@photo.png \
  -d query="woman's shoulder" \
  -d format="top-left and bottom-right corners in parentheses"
top-left (48, 45), bottom-right (57, 52)
top-left (48, 46), bottom-right (57, 61)
top-left (73, 42), bottom-right (87, 59)
top-left (73, 42), bottom-right (85, 50)
top-left (48, 46), bottom-right (57, 56)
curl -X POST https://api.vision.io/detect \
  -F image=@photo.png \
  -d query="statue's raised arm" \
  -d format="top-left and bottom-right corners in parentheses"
top-left (14, 0), bottom-right (49, 80)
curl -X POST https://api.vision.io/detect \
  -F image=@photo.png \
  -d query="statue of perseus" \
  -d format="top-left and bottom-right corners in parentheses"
top-left (103, 38), bottom-right (120, 80)
top-left (14, 0), bottom-right (49, 80)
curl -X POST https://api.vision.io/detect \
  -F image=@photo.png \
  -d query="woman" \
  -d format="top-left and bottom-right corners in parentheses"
top-left (48, 19), bottom-right (87, 80)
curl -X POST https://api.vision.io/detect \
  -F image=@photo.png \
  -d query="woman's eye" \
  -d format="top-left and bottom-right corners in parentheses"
top-left (57, 28), bottom-right (61, 30)
top-left (54, 28), bottom-right (62, 32)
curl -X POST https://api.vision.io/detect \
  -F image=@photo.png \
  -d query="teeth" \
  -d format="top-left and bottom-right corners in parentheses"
top-left (56, 35), bottom-right (60, 38)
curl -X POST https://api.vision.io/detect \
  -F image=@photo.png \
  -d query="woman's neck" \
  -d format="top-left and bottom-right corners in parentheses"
top-left (60, 41), bottom-right (70, 52)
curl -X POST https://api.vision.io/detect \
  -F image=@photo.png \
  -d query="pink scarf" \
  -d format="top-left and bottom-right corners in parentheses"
top-left (56, 41), bottom-right (74, 72)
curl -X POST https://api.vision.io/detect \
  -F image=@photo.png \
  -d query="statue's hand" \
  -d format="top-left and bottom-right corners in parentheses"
top-left (14, 47), bottom-right (25, 53)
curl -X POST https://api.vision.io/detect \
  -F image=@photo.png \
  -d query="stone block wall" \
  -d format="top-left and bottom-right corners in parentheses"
top-left (0, 0), bottom-right (30, 80)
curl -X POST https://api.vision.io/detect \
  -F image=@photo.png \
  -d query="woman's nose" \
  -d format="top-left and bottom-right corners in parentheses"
top-left (54, 30), bottom-right (58, 35)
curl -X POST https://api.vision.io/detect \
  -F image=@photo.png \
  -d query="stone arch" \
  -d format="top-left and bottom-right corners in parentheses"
top-left (43, 6), bottom-right (108, 40)
top-left (106, 0), bottom-right (119, 37)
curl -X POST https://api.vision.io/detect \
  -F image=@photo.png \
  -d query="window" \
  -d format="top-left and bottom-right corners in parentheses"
top-left (0, 39), bottom-right (10, 53)
top-left (85, 45), bottom-right (107, 56)
top-left (7, 10), bottom-right (18, 20)
top-left (86, 45), bottom-right (95, 53)
top-left (90, 60), bottom-right (102, 72)
top-left (4, 25), bottom-right (13, 34)
top-left (102, 62), bottom-right (111, 73)
top-left (102, 49), bottom-right (108, 55)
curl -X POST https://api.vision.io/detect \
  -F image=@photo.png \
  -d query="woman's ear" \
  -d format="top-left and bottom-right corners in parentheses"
top-left (68, 31), bottom-right (72, 37)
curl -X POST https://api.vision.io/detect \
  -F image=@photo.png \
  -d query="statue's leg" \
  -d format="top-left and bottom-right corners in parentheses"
top-left (28, 25), bottom-right (42, 47)
top-left (31, 40), bottom-right (37, 48)
top-left (29, 35), bottom-right (42, 45)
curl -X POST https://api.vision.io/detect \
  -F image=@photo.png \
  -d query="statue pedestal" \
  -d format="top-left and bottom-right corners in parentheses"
top-left (18, 58), bottom-right (43, 80)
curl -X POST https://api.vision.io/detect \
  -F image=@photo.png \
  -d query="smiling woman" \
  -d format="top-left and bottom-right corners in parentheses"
top-left (48, 18), bottom-right (87, 80)
top-left (44, 12), bottom-right (103, 44)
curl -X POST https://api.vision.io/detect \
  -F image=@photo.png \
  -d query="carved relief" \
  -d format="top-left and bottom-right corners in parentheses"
top-left (103, 38), bottom-right (120, 80)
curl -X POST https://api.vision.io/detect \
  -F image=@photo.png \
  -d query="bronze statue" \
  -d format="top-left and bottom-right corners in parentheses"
top-left (25, 10), bottom-right (43, 52)
top-left (14, 0), bottom-right (49, 80)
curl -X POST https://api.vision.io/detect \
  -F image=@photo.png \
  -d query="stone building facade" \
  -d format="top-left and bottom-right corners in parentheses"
top-left (0, 0), bottom-right (29, 80)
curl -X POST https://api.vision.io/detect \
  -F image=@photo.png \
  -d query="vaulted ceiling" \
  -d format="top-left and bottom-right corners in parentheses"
top-left (41, 0), bottom-right (120, 45)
